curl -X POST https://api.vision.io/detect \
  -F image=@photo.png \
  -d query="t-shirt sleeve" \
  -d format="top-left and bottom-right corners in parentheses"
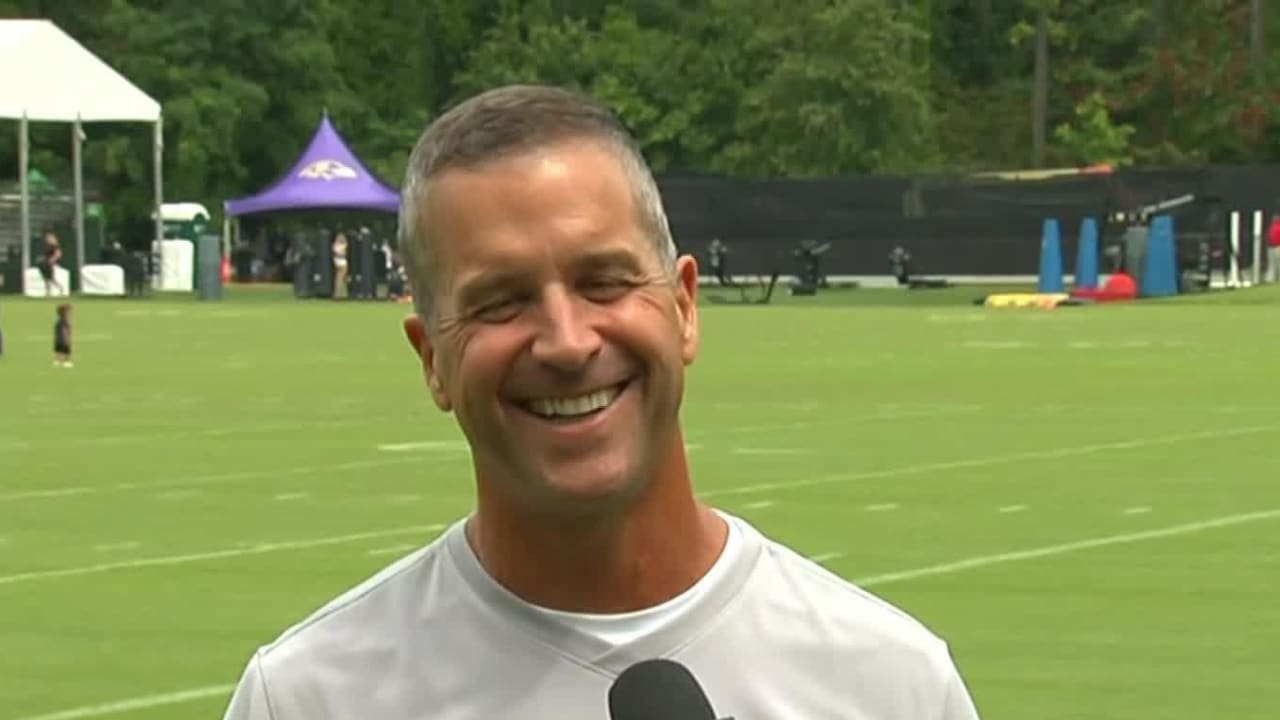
top-left (939, 658), bottom-right (981, 720)
top-left (222, 652), bottom-right (277, 720)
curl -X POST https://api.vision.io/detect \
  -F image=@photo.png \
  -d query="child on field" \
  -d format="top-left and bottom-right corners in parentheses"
top-left (53, 303), bottom-right (73, 368)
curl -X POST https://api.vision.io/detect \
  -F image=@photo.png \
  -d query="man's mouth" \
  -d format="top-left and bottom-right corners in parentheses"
top-left (519, 381), bottom-right (630, 421)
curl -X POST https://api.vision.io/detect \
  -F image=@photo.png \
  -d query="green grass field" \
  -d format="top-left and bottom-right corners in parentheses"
top-left (1, 284), bottom-right (1278, 719)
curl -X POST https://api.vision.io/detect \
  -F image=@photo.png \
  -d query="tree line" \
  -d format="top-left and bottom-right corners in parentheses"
top-left (1, 0), bottom-right (1277, 240)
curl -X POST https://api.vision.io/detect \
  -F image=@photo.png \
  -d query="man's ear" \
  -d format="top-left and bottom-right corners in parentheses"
top-left (673, 255), bottom-right (700, 365)
top-left (402, 314), bottom-right (453, 412)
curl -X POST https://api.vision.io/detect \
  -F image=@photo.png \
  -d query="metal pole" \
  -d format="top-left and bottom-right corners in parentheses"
top-left (152, 116), bottom-right (164, 290)
top-left (73, 116), bottom-right (85, 294)
top-left (19, 113), bottom-right (30, 294)
top-left (153, 116), bottom-right (164, 244)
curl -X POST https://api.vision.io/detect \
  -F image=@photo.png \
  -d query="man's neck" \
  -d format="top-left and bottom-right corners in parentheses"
top-left (466, 448), bottom-right (727, 614)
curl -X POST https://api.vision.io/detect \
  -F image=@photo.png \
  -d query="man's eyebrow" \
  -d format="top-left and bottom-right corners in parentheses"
top-left (572, 248), bottom-right (645, 273)
top-left (454, 271), bottom-right (523, 306)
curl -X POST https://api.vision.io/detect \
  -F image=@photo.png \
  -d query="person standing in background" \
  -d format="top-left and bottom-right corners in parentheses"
top-left (53, 303), bottom-right (72, 368)
top-left (40, 232), bottom-right (65, 296)
top-left (332, 231), bottom-right (349, 299)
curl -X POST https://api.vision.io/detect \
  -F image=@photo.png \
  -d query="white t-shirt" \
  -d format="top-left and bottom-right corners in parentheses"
top-left (223, 512), bottom-right (980, 719)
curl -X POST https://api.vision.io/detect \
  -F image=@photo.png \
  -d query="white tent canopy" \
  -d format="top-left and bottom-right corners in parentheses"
top-left (0, 19), bottom-right (163, 291)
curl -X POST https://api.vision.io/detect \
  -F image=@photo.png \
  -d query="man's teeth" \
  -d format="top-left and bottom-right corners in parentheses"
top-left (528, 386), bottom-right (621, 418)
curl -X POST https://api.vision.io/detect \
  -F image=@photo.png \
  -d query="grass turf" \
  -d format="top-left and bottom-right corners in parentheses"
top-left (0, 283), bottom-right (1277, 719)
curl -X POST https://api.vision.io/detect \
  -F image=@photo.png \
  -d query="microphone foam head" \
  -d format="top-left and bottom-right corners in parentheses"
top-left (608, 658), bottom-right (718, 720)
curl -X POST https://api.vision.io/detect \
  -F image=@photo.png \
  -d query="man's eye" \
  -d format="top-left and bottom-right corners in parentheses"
top-left (580, 277), bottom-right (634, 301)
top-left (473, 299), bottom-right (522, 323)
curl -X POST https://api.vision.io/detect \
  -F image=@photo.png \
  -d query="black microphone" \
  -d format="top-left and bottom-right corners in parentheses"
top-left (607, 658), bottom-right (725, 720)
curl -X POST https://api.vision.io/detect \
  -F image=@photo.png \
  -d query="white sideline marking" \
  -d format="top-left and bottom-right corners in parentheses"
top-left (93, 542), bottom-right (140, 553)
top-left (743, 500), bottom-right (775, 510)
top-left (0, 456), bottom-right (428, 504)
top-left (865, 503), bottom-right (900, 512)
top-left (0, 523), bottom-right (447, 587)
top-left (23, 509), bottom-right (1280, 720)
top-left (1124, 506), bottom-right (1153, 515)
top-left (366, 543), bottom-right (420, 557)
top-left (999, 505), bottom-right (1029, 514)
top-left (702, 423), bottom-right (1279, 498)
top-left (13, 684), bottom-right (235, 720)
top-left (377, 440), bottom-right (468, 452)
top-left (0, 487), bottom-right (93, 501)
top-left (731, 447), bottom-right (808, 456)
top-left (808, 552), bottom-right (845, 563)
top-left (2, 419), bottom-right (374, 452)
top-left (274, 492), bottom-right (310, 502)
top-left (854, 508), bottom-right (1280, 588)
top-left (698, 405), bottom-right (983, 438)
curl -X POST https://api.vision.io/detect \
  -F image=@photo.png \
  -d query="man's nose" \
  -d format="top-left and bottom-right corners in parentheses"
top-left (530, 286), bottom-right (603, 371)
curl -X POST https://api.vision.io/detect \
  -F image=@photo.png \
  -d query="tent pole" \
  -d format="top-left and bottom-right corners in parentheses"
top-left (19, 113), bottom-right (30, 294)
top-left (153, 115), bottom-right (164, 247)
top-left (73, 116), bottom-right (85, 294)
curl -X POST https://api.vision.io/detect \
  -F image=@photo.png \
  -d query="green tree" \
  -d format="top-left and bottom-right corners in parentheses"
top-left (1052, 91), bottom-right (1135, 166)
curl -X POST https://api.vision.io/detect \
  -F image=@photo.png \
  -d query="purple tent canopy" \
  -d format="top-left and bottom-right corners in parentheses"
top-left (223, 114), bottom-right (400, 217)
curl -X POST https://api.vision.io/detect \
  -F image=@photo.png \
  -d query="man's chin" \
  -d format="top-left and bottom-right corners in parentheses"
top-left (527, 467), bottom-right (648, 515)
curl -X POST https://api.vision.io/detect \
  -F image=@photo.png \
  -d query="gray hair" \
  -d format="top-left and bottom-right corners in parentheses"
top-left (397, 85), bottom-right (677, 323)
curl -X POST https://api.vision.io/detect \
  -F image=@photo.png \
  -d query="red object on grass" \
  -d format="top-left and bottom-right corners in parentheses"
top-left (1071, 272), bottom-right (1137, 302)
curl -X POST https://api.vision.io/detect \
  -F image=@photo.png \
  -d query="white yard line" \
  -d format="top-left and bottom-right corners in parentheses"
top-left (692, 405), bottom-right (983, 438)
top-left (2, 418), bottom-right (373, 452)
top-left (808, 552), bottom-right (845, 563)
top-left (377, 440), bottom-right (469, 452)
top-left (274, 493), bottom-right (310, 502)
top-left (92, 542), bottom-right (140, 553)
top-left (0, 487), bottom-right (94, 502)
top-left (12, 684), bottom-right (236, 720)
top-left (742, 500), bottom-right (776, 510)
top-left (16, 507), bottom-right (1280, 720)
top-left (701, 423), bottom-right (1278, 498)
top-left (366, 543), bottom-right (421, 557)
top-left (864, 503), bottom-right (900, 512)
top-left (854, 508), bottom-right (1280, 588)
top-left (1123, 506), bottom-right (1153, 515)
top-left (0, 456), bottom-right (428, 504)
top-left (998, 505), bottom-right (1029, 514)
top-left (0, 524), bottom-right (446, 587)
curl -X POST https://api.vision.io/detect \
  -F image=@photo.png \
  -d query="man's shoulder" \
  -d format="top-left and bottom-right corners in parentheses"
top-left (750, 527), bottom-right (950, 656)
top-left (697, 520), bottom-right (979, 718)
top-left (255, 535), bottom-right (448, 671)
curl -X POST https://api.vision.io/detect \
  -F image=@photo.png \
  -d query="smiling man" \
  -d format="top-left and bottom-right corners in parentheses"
top-left (222, 85), bottom-right (981, 720)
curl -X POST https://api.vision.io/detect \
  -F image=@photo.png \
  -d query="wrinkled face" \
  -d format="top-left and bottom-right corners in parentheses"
top-left (403, 140), bottom-right (700, 513)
